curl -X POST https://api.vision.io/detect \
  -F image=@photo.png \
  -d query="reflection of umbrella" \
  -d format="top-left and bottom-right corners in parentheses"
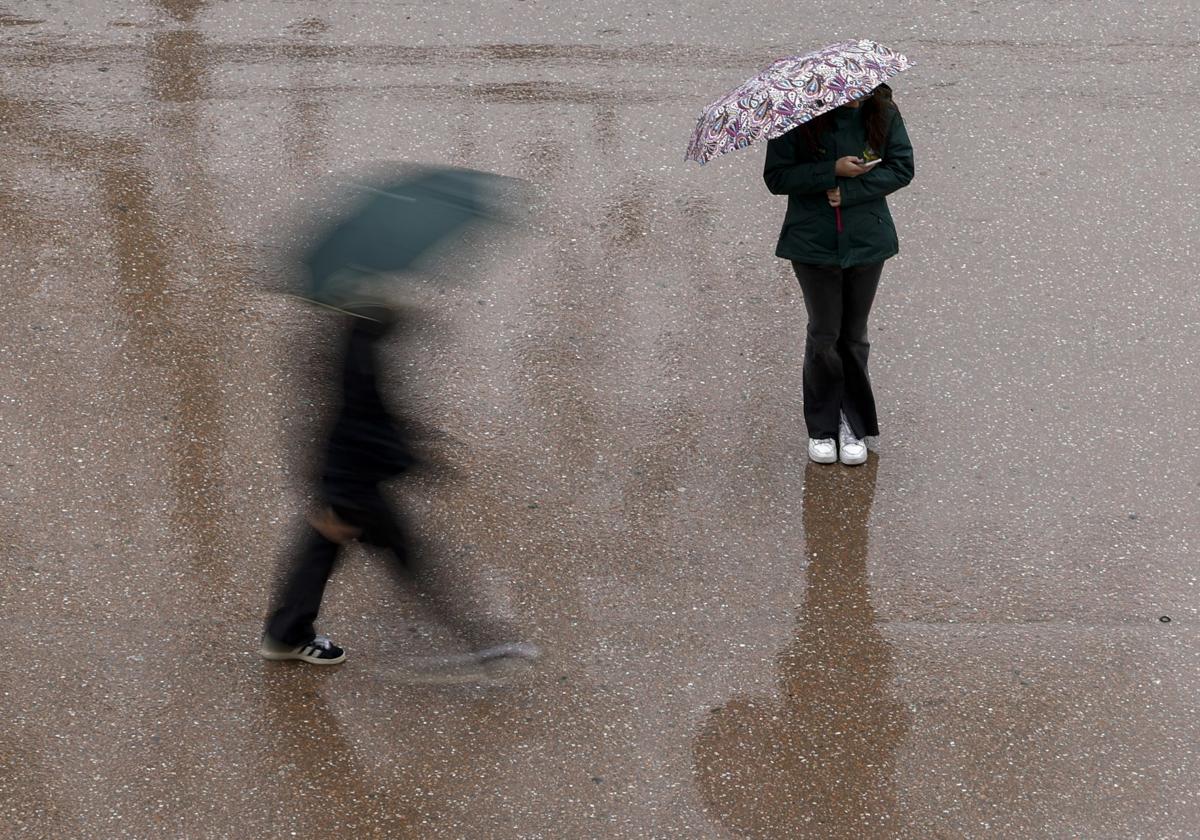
top-left (684, 39), bottom-right (913, 165)
top-left (300, 166), bottom-right (513, 315)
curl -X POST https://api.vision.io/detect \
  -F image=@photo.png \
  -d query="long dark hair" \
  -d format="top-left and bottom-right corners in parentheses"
top-left (800, 84), bottom-right (899, 155)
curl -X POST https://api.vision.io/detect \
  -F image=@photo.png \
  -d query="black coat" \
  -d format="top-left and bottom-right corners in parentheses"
top-left (764, 104), bottom-right (914, 267)
top-left (320, 318), bottom-right (414, 510)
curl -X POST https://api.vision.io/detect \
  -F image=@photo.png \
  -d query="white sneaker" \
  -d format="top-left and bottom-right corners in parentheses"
top-left (808, 437), bottom-right (837, 464)
top-left (838, 415), bottom-right (868, 465)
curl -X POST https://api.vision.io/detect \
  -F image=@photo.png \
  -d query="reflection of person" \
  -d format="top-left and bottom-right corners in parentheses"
top-left (258, 668), bottom-right (421, 832)
top-left (694, 459), bottom-right (909, 837)
top-left (764, 85), bottom-right (914, 465)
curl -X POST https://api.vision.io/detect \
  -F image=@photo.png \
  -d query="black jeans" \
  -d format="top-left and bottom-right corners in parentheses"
top-left (265, 490), bottom-right (412, 646)
top-left (791, 261), bottom-right (884, 440)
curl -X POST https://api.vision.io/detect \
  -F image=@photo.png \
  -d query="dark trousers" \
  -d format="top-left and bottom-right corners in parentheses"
top-left (265, 489), bottom-right (413, 646)
top-left (266, 528), bottom-right (343, 646)
top-left (791, 261), bottom-right (884, 440)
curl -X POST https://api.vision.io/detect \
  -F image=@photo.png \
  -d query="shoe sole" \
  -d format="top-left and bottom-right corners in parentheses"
top-left (259, 647), bottom-right (347, 665)
top-left (839, 450), bottom-right (868, 466)
top-left (808, 451), bottom-right (837, 464)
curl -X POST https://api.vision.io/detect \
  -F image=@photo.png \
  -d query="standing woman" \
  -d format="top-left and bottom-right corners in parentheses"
top-left (763, 84), bottom-right (914, 465)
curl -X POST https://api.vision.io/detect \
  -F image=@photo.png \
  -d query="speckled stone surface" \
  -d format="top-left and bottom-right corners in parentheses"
top-left (1, 2), bottom-right (1198, 838)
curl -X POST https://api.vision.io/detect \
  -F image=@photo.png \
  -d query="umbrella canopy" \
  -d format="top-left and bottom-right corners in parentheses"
top-left (306, 167), bottom-right (503, 284)
top-left (299, 166), bottom-right (515, 315)
top-left (684, 39), bottom-right (913, 165)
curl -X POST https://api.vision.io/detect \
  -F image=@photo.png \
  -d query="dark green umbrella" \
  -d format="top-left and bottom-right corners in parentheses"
top-left (299, 166), bottom-right (514, 317)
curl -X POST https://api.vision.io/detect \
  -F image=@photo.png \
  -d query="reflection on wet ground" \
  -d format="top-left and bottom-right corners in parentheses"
top-left (2, 1), bottom-right (1199, 837)
top-left (256, 668), bottom-right (427, 835)
top-left (695, 459), bottom-right (909, 838)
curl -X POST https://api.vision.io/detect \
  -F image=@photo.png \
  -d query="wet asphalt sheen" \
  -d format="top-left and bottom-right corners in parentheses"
top-left (1, 2), bottom-right (1198, 838)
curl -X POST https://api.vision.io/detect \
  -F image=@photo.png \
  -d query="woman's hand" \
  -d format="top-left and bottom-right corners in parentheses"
top-left (826, 187), bottom-right (842, 207)
top-left (835, 156), bottom-right (869, 177)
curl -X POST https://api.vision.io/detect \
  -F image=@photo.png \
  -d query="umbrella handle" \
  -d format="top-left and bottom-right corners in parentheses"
top-left (835, 206), bottom-right (843, 233)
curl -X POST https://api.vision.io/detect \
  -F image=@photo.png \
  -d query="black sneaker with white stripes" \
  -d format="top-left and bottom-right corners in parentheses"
top-left (259, 633), bottom-right (347, 665)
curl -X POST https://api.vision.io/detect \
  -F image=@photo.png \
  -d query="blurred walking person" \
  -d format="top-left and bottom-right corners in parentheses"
top-left (260, 165), bottom-right (537, 666)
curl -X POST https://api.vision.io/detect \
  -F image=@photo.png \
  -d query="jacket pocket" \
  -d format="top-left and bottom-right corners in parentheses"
top-left (778, 210), bottom-right (837, 261)
top-left (869, 210), bottom-right (898, 251)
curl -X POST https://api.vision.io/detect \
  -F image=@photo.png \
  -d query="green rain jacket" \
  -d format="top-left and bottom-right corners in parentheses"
top-left (763, 104), bottom-right (914, 268)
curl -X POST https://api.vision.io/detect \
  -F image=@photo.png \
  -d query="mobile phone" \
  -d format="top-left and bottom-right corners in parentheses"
top-left (859, 158), bottom-right (883, 170)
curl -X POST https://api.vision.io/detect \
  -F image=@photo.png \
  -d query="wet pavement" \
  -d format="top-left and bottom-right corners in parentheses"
top-left (2, 1), bottom-right (1198, 837)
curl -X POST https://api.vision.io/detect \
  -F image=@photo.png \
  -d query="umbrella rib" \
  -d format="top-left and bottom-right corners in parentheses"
top-left (346, 182), bottom-right (419, 202)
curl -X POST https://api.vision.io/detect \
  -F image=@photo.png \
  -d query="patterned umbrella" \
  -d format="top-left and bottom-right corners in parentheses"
top-left (684, 39), bottom-right (913, 165)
